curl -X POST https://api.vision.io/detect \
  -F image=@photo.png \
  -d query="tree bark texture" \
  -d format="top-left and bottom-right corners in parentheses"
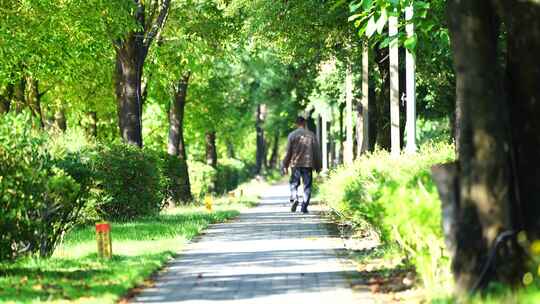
top-left (368, 76), bottom-right (377, 151)
top-left (114, 0), bottom-right (171, 148)
top-left (268, 131), bottom-right (279, 169)
top-left (54, 108), bottom-right (67, 132)
top-left (115, 35), bottom-right (145, 147)
top-left (206, 131), bottom-right (217, 168)
top-left (168, 72), bottom-right (193, 202)
top-left (0, 84), bottom-right (13, 114)
top-left (26, 77), bottom-right (44, 129)
top-left (87, 111), bottom-right (98, 138)
top-left (444, 0), bottom-right (517, 293)
top-left (12, 78), bottom-right (25, 113)
top-left (226, 140), bottom-right (235, 159)
top-left (375, 46), bottom-right (391, 150)
top-left (499, 2), bottom-right (540, 239)
top-left (338, 102), bottom-right (344, 164)
top-left (255, 104), bottom-right (266, 175)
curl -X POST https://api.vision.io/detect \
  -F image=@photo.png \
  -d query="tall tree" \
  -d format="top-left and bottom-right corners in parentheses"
top-left (432, 0), bottom-right (540, 294)
top-left (255, 103), bottom-right (266, 175)
top-left (205, 131), bottom-right (217, 168)
top-left (113, 0), bottom-right (170, 147)
top-left (167, 72), bottom-right (193, 202)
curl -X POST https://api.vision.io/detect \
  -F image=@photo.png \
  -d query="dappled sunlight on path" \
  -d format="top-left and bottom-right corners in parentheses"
top-left (131, 184), bottom-right (376, 303)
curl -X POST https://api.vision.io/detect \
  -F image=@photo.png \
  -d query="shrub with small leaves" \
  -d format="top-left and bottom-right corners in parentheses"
top-left (91, 144), bottom-right (165, 220)
top-left (0, 113), bottom-right (84, 260)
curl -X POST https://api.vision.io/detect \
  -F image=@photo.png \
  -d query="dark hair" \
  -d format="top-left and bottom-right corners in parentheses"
top-left (296, 116), bottom-right (306, 125)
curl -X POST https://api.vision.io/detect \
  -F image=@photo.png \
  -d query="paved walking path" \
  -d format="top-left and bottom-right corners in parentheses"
top-left (131, 184), bottom-right (375, 304)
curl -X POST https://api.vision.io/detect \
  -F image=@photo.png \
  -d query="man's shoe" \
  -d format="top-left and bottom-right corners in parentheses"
top-left (291, 201), bottom-right (299, 212)
top-left (301, 203), bottom-right (308, 214)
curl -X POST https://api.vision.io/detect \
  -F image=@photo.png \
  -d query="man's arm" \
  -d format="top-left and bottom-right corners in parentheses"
top-left (281, 134), bottom-right (293, 173)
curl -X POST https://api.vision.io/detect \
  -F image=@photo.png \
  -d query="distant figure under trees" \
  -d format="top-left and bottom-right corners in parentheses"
top-left (281, 116), bottom-right (322, 214)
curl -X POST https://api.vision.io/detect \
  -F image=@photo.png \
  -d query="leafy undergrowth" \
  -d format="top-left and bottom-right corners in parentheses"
top-left (320, 142), bottom-right (455, 301)
top-left (0, 199), bottom-right (256, 304)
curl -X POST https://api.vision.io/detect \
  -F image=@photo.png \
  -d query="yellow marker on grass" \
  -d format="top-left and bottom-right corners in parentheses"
top-left (205, 195), bottom-right (213, 212)
top-left (95, 222), bottom-right (112, 259)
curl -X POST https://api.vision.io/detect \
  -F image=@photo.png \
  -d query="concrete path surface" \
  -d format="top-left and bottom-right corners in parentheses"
top-left (131, 184), bottom-right (376, 304)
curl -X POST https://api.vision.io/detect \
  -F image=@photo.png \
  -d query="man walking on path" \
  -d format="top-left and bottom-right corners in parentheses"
top-left (282, 116), bottom-right (322, 213)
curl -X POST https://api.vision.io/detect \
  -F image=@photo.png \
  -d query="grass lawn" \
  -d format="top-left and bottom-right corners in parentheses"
top-left (0, 199), bottom-right (257, 304)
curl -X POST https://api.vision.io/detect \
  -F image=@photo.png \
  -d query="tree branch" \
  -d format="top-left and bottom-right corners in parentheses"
top-left (143, 0), bottom-right (171, 50)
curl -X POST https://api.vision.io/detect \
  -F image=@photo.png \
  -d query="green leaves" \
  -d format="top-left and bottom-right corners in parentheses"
top-left (404, 34), bottom-right (417, 52)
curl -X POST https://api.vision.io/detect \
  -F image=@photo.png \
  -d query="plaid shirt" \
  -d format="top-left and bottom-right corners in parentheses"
top-left (282, 127), bottom-right (322, 171)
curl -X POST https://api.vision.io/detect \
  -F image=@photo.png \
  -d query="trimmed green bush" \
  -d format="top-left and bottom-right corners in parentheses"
top-left (216, 158), bottom-right (249, 194)
top-left (91, 144), bottom-right (165, 220)
top-left (320, 143), bottom-right (455, 291)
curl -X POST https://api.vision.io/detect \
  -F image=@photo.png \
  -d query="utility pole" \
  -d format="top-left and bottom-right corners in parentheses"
top-left (405, 5), bottom-right (417, 154)
top-left (389, 13), bottom-right (400, 157)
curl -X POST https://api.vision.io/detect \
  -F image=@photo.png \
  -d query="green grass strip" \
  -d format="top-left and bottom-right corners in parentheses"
top-left (0, 205), bottom-right (243, 304)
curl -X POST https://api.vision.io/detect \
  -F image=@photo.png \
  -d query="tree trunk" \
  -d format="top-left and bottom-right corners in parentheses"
top-left (87, 111), bottom-right (98, 138)
top-left (0, 84), bottom-right (13, 114)
top-left (115, 35), bottom-right (146, 148)
top-left (26, 77), bottom-right (44, 129)
top-left (255, 104), bottom-right (266, 175)
top-left (501, 2), bottom-right (540, 239)
top-left (168, 72), bottom-right (193, 203)
top-left (12, 78), bottom-right (25, 113)
top-left (114, 0), bottom-right (170, 147)
top-left (445, 0), bottom-right (516, 293)
top-left (226, 140), bottom-right (235, 159)
top-left (375, 47), bottom-right (391, 150)
top-left (206, 131), bottom-right (217, 168)
top-left (338, 103), bottom-right (344, 164)
top-left (54, 108), bottom-right (67, 132)
top-left (268, 131), bottom-right (279, 169)
top-left (368, 75), bottom-right (377, 152)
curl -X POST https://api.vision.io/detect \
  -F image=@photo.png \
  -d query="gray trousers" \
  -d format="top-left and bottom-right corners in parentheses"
top-left (289, 167), bottom-right (313, 205)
